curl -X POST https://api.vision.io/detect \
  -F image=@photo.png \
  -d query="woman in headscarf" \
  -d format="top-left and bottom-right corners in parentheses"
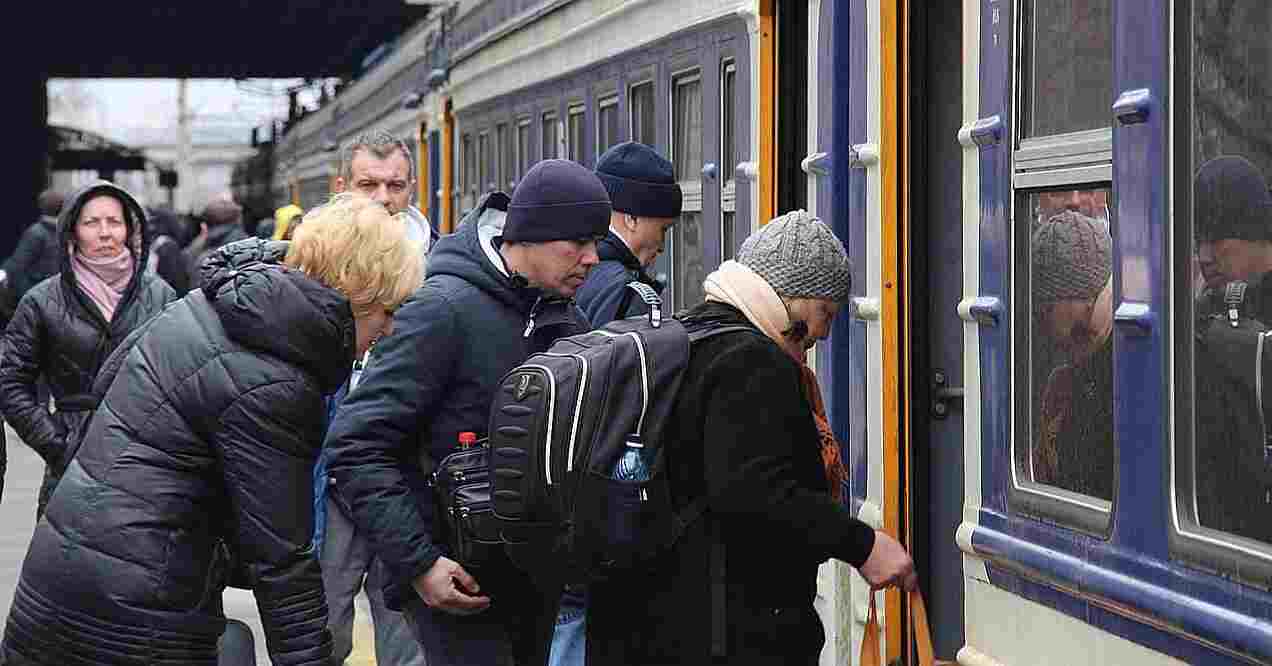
top-left (0, 181), bottom-right (176, 519)
top-left (1, 192), bottom-right (423, 666)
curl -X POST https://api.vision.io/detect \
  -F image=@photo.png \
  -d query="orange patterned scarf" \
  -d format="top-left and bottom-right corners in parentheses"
top-left (799, 364), bottom-right (848, 502)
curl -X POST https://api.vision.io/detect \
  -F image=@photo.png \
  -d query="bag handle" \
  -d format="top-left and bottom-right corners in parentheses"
top-left (859, 589), bottom-right (938, 666)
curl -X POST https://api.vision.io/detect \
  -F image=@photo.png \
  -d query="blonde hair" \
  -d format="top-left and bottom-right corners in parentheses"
top-left (284, 192), bottom-right (423, 316)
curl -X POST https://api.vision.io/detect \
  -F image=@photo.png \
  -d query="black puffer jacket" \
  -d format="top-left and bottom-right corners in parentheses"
top-left (0, 182), bottom-right (175, 479)
top-left (1, 238), bottom-right (348, 666)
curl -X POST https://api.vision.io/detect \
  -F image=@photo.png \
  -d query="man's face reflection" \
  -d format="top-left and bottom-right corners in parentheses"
top-left (1038, 188), bottom-right (1110, 222)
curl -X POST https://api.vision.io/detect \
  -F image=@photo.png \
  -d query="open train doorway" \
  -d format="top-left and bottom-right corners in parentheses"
top-left (906, 0), bottom-right (966, 660)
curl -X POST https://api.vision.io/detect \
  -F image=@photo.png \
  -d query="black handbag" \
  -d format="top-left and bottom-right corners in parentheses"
top-left (431, 438), bottom-right (502, 568)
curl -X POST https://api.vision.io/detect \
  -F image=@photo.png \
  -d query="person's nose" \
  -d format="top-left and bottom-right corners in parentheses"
top-left (581, 243), bottom-right (600, 267)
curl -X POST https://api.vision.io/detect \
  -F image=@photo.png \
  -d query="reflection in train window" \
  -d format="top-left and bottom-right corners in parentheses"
top-left (568, 104), bottom-right (586, 164)
top-left (1015, 185), bottom-right (1115, 503)
top-left (1019, 0), bottom-right (1112, 139)
top-left (597, 95), bottom-right (619, 157)
top-left (630, 81), bottom-right (656, 147)
top-left (1182, 1), bottom-right (1272, 548)
top-left (672, 72), bottom-right (703, 183)
top-left (542, 111), bottom-right (559, 160)
top-left (516, 118), bottom-right (531, 182)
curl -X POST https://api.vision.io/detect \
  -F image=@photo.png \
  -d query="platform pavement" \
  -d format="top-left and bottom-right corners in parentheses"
top-left (0, 423), bottom-right (379, 665)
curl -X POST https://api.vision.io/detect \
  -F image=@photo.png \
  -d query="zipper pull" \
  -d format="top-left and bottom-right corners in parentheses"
top-left (523, 296), bottom-right (543, 338)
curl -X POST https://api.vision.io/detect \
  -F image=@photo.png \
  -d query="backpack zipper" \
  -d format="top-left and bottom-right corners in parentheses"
top-left (520, 364), bottom-right (559, 486)
top-left (543, 352), bottom-right (589, 474)
top-left (593, 331), bottom-right (650, 435)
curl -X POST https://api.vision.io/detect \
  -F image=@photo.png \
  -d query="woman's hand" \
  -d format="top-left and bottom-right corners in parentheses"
top-left (858, 531), bottom-right (917, 591)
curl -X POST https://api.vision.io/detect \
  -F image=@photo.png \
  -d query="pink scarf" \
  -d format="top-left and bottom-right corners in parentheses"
top-left (72, 249), bottom-right (134, 322)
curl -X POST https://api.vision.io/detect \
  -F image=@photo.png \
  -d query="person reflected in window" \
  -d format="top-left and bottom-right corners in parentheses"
top-left (1191, 155), bottom-right (1272, 543)
top-left (1194, 155), bottom-right (1272, 317)
top-left (1030, 211), bottom-right (1115, 499)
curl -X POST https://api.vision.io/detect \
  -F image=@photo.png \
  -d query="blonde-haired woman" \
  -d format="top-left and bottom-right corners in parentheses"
top-left (2, 193), bottom-right (422, 666)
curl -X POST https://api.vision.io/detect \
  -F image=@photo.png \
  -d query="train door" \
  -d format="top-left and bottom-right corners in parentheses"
top-left (908, 0), bottom-right (967, 661)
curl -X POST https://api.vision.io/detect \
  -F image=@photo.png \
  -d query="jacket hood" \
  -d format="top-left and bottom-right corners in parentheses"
top-left (200, 237), bottom-right (355, 394)
top-left (57, 181), bottom-right (151, 321)
top-left (426, 192), bottom-right (540, 314)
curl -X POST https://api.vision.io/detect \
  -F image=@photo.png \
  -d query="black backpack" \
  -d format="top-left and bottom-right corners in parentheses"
top-left (486, 283), bottom-right (750, 584)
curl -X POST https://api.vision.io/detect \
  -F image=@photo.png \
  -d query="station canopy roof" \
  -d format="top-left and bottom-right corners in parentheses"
top-left (41, 1), bottom-right (433, 78)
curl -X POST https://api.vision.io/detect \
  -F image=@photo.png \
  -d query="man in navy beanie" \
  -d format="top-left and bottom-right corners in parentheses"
top-left (325, 159), bottom-right (610, 666)
top-left (1194, 155), bottom-right (1272, 298)
top-left (576, 141), bottom-right (683, 325)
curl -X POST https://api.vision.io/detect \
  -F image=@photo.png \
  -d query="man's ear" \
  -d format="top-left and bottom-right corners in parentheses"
top-left (333, 176), bottom-right (348, 193)
top-left (624, 214), bottom-right (640, 232)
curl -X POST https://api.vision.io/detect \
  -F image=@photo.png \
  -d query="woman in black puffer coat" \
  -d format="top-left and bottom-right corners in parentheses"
top-left (0, 181), bottom-right (176, 519)
top-left (1, 193), bottom-right (423, 666)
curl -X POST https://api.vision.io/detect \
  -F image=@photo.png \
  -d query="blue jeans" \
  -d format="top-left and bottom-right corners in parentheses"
top-left (548, 585), bottom-right (587, 666)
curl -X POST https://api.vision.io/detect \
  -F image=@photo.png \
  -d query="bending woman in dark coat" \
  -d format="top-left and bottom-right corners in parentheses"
top-left (1, 193), bottom-right (423, 666)
top-left (589, 210), bottom-right (917, 666)
top-left (0, 181), bottom-right (176, 519)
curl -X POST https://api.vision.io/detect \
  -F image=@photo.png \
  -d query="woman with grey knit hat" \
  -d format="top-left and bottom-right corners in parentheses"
top-left (588, 210), bottom-right (915, 666)
top-left (1029, 210), bottom-right (1115, 500)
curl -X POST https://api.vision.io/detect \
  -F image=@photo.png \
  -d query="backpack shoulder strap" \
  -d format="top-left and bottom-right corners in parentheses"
top-left (686, 324), bottom-right (757, 344)
top-left (618, 280), bottom-right (663, 326)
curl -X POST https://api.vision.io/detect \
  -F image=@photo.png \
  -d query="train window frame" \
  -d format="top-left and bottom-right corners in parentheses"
top-left (671, 66), bottom-right (706, 310)
top-left (567, 103), bottom-right (586, 164)
top-left (1167, 0), bottom-right (1272, 585)
top-left (515, 116), bottom-right (532, 186)
top-left (721, 58), bottom-right (737, 262)
top-left (478, 130), bottom-right (491, 194)
top-left (1006, 0), bottom-right (1117, 537)
top-left (629, 78), bottom-right (657, 148)
top-left (496, 123), bottom-right (510, 191)
top-left (1017, 0), bottom-right (1114, 141)
top-left (596, 94), bottom-right (619, 159)
top-left (542, 110), bottom-right (560, 161)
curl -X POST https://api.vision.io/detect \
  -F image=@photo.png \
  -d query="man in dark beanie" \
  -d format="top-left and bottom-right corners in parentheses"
top-left (1029, 210), bottom-right (1114, 500)
top-left (576, 141), bottom-right (682, 325)
top-left (1194, 155), bottom-right (1272, 301)
top-left (325, 159), bottom-right (608, 666)
top-left (186, 197), bottom-right (250, 291)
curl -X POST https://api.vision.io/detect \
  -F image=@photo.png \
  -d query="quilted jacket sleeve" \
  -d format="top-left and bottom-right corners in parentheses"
top-left (215, 378), bottom-right (332, 666)
top-left (0, 294), bottom-right (63, 466)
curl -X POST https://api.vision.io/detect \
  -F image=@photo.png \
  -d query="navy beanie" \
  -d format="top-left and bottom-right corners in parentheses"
top-left (1195, 155), bottom-right (1272, 242)
top-left (505, 159), bottom-right (612, 243)
top-left (595, 141), bottom-right (683, 219)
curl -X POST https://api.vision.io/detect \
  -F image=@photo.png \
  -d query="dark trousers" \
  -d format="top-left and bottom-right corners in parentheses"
top-left (404, 571), bottom-right (560, 666)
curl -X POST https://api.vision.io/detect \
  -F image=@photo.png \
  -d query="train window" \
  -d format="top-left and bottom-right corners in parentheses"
top-left (478, 131), bottom-right (491, 193)
top-left (721, 60), bottom-right (737, 261)
top-left (597, 95), bottom-right (619, 157)
top-left (672, 72), bottom-right (703, 183)
top-left (1011, 183), bottom-right (1116, 528)
top-left (1173, 0), bottom-right (1272, 561)
top-left (497, 123), bottom-right (510, 191)
top-left (630, 81), bottom-right (656, 147)
top-left (461, 132), bottom-right (474, 207)
top-left (542, 111), bottom-right (560, 160)
top-left (672, 70), bottom-right (705, 309)
top-left (516, 118), bottom-right (531, 184)
top-left (1018, 0), bottom-right (1113, 139)
top-left (568, 104), bottom-right (586, 164)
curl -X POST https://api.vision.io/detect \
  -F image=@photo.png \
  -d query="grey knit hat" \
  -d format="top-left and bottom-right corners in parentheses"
top-left (736, 210), bottom-right (853, 302)
top-left (1030, 210), bottom-right (1112, 307)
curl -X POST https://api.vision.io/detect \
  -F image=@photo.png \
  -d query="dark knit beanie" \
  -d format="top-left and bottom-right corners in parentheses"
top-left (505, 159), bottom-right (612, 243)
top-left (736, 210), bottom-right (853, 302)
top-left (1194, 155), bottom-right (1272, 242)
top-left (1031, 210), bottom-right (1112, 307)
top-left (594, 141), bottom-right (683, 219)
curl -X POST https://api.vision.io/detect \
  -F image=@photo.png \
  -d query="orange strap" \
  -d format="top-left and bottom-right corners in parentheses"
top-left (860, 589), bottom-right (940, 666)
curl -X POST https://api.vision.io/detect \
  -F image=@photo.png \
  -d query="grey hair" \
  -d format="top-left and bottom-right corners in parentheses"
top-left (339, 129), bottom-right (416, 183)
